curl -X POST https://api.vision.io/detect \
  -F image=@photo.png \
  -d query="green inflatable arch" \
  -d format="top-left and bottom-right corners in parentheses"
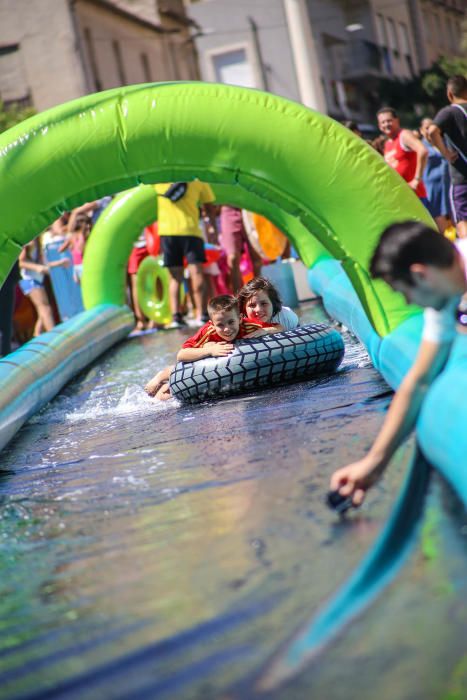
top-left (0, 82), bottom-right (433, 337)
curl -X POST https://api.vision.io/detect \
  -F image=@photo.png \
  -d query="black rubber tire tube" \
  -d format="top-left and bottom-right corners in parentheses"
top-left (169, 323), bottom-right (345, 403)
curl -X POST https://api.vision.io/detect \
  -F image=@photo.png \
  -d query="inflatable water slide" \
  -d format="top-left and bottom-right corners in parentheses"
top-left (1, 82), bottom-right (465, 501)
top-left (0, 84), bottom-right (466, 692)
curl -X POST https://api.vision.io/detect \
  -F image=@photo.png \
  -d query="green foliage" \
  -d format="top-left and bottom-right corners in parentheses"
top-left (422, 55), bottom-right (467, 103)
top-left (0, 99), bottom-right (36, 135)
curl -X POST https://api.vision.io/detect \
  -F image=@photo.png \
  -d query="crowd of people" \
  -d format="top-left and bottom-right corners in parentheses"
top-left (130, 182), bottom-right (268, 332)
top-left (139, 72), bottom-right (467, 513)
top-left (0, 199), bottom-right (106, 356)
top-left (0, 185), bottom-right (284, 354)
top-left (346, 74), bottom-right (467, 240)
top-left (1, 75), bottom-right (466, 515)
top-left (331, 74), bottom-right (467, 509)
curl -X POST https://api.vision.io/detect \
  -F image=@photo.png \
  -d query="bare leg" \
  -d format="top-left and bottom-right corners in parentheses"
top-left (226, 253), bottom-right (242, 293)
top-left (456, 220), bottom-right (467, 239)
top-left (185, 276), bottom-right (196, 318)
top-left (33, 318), bottom-right (44, 336)
top-left (168, 266), bottom-right (184, 317)
top-left (434, 215), bottom-right (449, 234)
top-left (0, 277), bottom-right (15, 356)
top-left (145, 365), bottom-right (174, 396)
top-left (155, 383), bottom-right (172, 401)
top-left (130, 273), bottom-right (147, 330)
top-left (29, 286), bottom-right (55, 334)
top-left (204, 273), bottom-right (216, 301)
top-left (188, 263), bottom-right (206, 320)
top-left (248, 245), bottom-right (262, 277)
top-left (282, 240), bottom-right (291, 258)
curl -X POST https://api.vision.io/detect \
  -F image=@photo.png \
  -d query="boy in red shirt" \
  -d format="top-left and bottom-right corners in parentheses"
top-left (145, 294), bottom-right (281, 399)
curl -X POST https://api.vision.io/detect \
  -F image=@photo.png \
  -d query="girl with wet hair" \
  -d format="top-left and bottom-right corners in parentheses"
top-left (237, 276), bottom-right (299, 330)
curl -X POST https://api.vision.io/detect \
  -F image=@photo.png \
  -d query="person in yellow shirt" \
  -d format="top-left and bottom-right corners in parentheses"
top-left (154, 180), bottom-right (216, 327)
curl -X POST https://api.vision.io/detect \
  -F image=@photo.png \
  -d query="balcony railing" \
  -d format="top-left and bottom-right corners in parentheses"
top-left (338, 39), bottom-right (385, 81)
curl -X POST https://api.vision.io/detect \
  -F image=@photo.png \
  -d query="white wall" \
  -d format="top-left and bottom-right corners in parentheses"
top-left (0, 0), bottom-right (88, 110)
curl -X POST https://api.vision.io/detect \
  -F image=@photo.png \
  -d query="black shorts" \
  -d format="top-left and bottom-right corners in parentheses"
top-left (161, 235), bottom-right (206, 268)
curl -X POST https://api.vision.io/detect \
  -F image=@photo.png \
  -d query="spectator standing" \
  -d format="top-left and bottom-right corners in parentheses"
top-left (219, 205), bottom-right (251, 293)
top-left (67, 196), bottom-right (112, 232)
top-left (18, 238), bottom-right (70, 336)
top-left (330, 221), bottom-right (467, 508)
top-left (154, 180), bottom-right (216, 327)
top-left (428, 75), bottom-right (467, 239)
top-left (377, 107), bottom-right (428, 200)
top-left (420, 117), bottom-right (451, 233)
top-left (60, 214), bottom-right (92, 283)
top-left (127, 230), bottom-right (150, 331)
top-left (0, 261), bottom-right (20, 357)
top-left (42, 213), bottom-right (70, 247)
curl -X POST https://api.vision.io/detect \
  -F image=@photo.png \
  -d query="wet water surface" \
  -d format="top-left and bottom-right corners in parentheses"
top-left (0, 303), bottom-right (465, 699)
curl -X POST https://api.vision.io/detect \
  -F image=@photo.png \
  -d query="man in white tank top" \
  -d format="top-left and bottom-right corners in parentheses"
top-left (330, 221), bottom-right (467, 508)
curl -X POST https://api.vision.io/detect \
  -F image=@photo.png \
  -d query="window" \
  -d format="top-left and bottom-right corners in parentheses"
top-left (428, 13), bottom-right (436, 44)
top-left (382, 46), bottom-right (392, 74)
top-left (398, 23), bottom-right (410, 55)
top-left (83, 27), bottom-right (102, 91)
top-left (322, 33), bottom-right (345, 80)
top-left (423, 11), bottom-right (431, 42)
top-left (0, 43), bottom-right (30, 103)
top-left (140, 52), bottom-right (152, 82)
top-left (211, 48), bottom-right (255, 88)
top-left (329, 79), bottom-right (340, 109)
top-left (398, 22), bottom-right (414, 76)
top-left (387, 18), bottom-right (399, 55)
top-left (438, 15), bottom-right (447, 48)
top-left (432, 13), bottom-right (440, 46)
top-left (375, 14), bottom-right (388, 47)
top-left (449, 16), bottom-right (458, 45)
top-left (375, 14), bottom-right (392, 74)
top-left (0, 43), bottom-right (19, 57)
top-left (112, 40), bottom-right (126, 85)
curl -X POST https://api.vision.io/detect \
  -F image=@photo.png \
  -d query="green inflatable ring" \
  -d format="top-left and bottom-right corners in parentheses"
top-left (0, 81), bottom-right (433, 337)
top-left (136, 255), bottom-right (172, 325)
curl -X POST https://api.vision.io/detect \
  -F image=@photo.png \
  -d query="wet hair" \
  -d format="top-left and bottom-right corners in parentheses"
top-left (207, 294), bottom-right (239, 317)
top-left (25, 237), bottom-right (41, 259)
top-left (237, 276), bottom-right (282, 316)
top-left (72, 214), bottom-right (91, 233)
top-left (447, 74), bottom-right (467, 98)
top-left (376, 106), bottom-right (398, 118)
top-left (370, 135), bottom-right (387, 155)
top-left (343, 120), bottom-right (360, 134)
top-left (370, 221), bottom-right (456, 286)
top-left (420, 116), bottom-right (432, 127)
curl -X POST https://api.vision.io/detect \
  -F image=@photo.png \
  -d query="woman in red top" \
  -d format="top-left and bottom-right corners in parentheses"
top-left (377, 107), bottom-right (428, 199)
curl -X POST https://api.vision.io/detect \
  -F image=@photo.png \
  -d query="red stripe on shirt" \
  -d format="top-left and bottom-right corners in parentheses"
top-left (181, 319), bottom-right (279, 349)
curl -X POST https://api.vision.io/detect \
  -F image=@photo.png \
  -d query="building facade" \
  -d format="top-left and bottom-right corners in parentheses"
top-left (185, 0), bottom-right (465, 125)
top-left (0, 0), bottom-right (200, 111)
